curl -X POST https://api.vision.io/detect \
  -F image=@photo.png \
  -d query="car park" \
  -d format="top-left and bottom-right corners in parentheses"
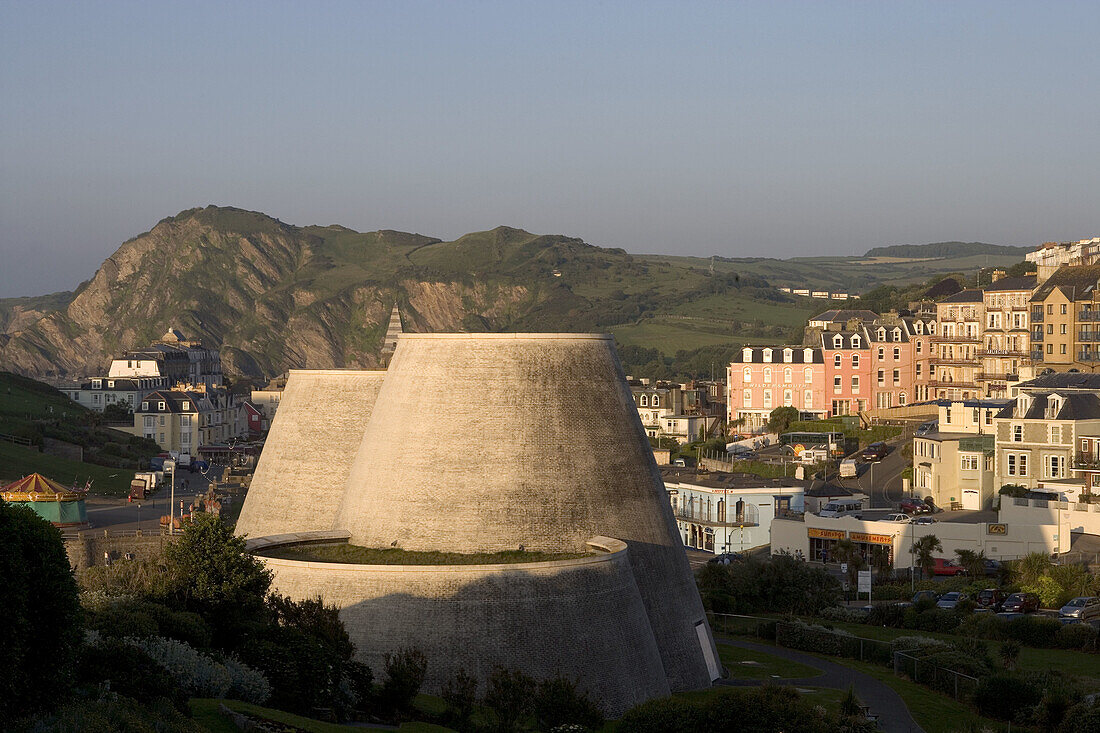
top-left (1059, 596), bottom-right (1100, 622)
top-left (1002, 592), bottom-right (1040, 614)
top-left (936, 592), bottom-right (970, 610)
top-left (976, 588), bottom-right (1007, 611)
top-left (982, 559), bottom-right (1003, 577)
top-left (861, 442), bottom-right (890, 461)
top-left (885, 513), bottom-right (911, 523)
top-left (932, 558), bottom-right (967, 576)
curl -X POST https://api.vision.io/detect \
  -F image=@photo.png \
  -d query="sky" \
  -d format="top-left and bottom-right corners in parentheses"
top-left (1, 2), bottom-right (1099, 297)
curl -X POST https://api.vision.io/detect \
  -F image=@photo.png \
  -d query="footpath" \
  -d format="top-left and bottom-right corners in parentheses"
top-left (715, 638), bottom-right (924, 733)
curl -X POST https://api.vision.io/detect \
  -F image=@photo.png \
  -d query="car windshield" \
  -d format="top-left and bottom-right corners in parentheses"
top-left (1067, 598), bottom-right (1086, 607)
top-left (1007, 594), bottom-right (1023, 601)
top-left (942, 593), bottom-right (959, 600)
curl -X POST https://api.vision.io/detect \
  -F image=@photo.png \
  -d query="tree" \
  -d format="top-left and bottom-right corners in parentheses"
top-left (379, 647), bottom-right (427, 716)
top-left (911, 534), bottom-right (942, 580)
top-left (0, 500), bottom-right (83, 722)
top-left (483, 667), bottom-right (536, 733)
top-left (955, 548), bottom-right (987, 578)
top-left (767, 406), bottom-right (799, 435)
top-left (533, 674), bottom-right (604, 731)
top-left (1012, 552), bottom-right (1053, 587)
top-left (830, 539), bottom-right (865, 588)
top-left (162, 512), bottom-right (272, 641)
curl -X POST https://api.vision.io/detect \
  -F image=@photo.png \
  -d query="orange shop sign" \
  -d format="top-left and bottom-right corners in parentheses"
top-left (807, 528), bottom-right (845, 540)
top-left (849, 531), bottom-right (894, 546)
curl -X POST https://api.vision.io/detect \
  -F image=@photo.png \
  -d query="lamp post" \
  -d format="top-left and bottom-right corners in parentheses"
top-left (164, 459), bottom-right (176, 535)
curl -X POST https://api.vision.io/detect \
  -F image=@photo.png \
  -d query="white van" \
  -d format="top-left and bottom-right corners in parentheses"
top-left (819, 500), bottom-right (864, 519)
top-left (839, 458), bottom-right (859, 478)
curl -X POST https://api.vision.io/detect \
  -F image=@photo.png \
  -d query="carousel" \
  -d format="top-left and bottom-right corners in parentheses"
top-left (1, 473), bottom-right (89, 527)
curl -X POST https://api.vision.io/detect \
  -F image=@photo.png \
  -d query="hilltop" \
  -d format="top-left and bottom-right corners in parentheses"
top-left (863, 241), bottom-right (1030, 259)
top-left (0, 206), bottom-right (1030, 380)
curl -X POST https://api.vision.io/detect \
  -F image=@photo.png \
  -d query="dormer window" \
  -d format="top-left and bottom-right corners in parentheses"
top-left (783, 348), bottom-right (793, 362)
top-left (141, 402), bottom-right (148, 411)
top-left (182, 401), bottom-right (190, 411)
top-left (742, 347), bottom-right (752, 362)
top-left (803, 348), bottom-right (813, 362)
top-left (833, 335), bottom-right (843, 348)
top-left (851, 336), bottom-right (862, 348)
top-left (158, 401), bottom-right (166, 410)
top-left (763, 348), bottom-right (773, 362)
top-left (877, 328), bottom-right (886, 340)
top-left (652, 395), bottom-right (660, 407)
top-left (893, 328), bottom-right (901, 341)
top-left (107, 380), bottom-right (114, 388)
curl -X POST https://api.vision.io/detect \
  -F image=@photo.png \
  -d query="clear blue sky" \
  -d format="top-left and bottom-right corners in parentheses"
top-left (2, 1), bottom-right (1098, 297)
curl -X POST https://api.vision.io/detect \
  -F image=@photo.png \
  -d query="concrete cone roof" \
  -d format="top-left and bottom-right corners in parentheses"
top-left (332, 333), bottom-right (716, 692)
top-left (236, 369), bottom-right (385, 538)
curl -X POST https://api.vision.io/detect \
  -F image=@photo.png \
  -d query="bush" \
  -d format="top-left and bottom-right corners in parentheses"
top-left (974, 674), bottom-right (1042, 721)
top-left (1004, 616), bottom-right (1062, 648)
top-left (223, 654), bottom-right (271, 704)
top-left (380, 646), bottom-right (428, 715)
top-left (865, 604), bottom-right (906, 628)
top-left (442, 668), bottom-right (479, 730)
top-left (697, 555), bottom-right (840, 615)
top-left (818, 606), bottom-right (869, 624)
top-left (957, 613), bottom-right (1006, 642)
top-left (534, 674), bottom-right (604, 731)
top-left (1056, 622), bottom-right (1098, 651)
top-left (77, 637), bottom-right (183, 709)
top-left (890, 635), bottom-right (948, 656)
top-left (131, 636), bottom-right (232, 698)
top-left (483, 667), bottom-right (536, 733)
top-left (1059, 700), bottom-right (1100, 732)
top-left (345, 660), bottom-right (374, 711)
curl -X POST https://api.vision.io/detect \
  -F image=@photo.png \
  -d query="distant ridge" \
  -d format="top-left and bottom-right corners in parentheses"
top-left (864, 241), bottom-right (1030, 259)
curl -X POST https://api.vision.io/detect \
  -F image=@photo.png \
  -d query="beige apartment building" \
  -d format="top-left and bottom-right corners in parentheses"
top-left (913, 400), bottom-right (1002, 510)
top-left (134, 386), bottom-right (246, 454)
top-left (931, 290), bottom-right (985, 400)
top-left (980, 275), bottom-right (1037, 398)
top-left (1029, 264), bottom-right (1100, 369)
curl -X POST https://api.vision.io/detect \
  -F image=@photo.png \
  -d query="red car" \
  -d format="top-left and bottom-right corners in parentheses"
top-left (932, 558), bottom-right (967, 576)
top-left (899, 498), bottom-right (931, 515)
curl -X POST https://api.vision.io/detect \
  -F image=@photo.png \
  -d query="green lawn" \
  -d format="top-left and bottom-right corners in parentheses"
top-left (0, 439), bottom-right (135, 495)
top-left (718, 643), bottom-right (822, 679)
top-left (610, 320), bottom-right (751, 353)
top-left (258, 543), bottom-right (590, 565)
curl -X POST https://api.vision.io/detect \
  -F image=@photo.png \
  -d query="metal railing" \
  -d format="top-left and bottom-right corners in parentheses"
top-left (894, 651), bottom-right (979, 701)
top-left (1080, 311), bottom-right (1100, 322)
top-left (1078, 352), bottom-right (1100, 362)
top-left (1079, 331), bottom-right (1100, 342)
top-left (674, 502), bottom-right (759, 527)
top-left (976, 348), bottom-right (1029, 357)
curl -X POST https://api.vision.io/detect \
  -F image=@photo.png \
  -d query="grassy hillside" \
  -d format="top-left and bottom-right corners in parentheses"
top-left (863, 241), bottom-right (1030, 258)
top-left (0, 371), bottom-right (157, 494)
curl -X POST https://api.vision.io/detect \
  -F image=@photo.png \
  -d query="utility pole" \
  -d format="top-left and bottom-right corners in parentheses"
top-left (165, 460), bottom-right (176, 535)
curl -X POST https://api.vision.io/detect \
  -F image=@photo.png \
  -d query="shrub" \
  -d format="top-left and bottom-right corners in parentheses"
top-left (442, 667), bottom-right (479, 730)
top-left (957, 613), bottom-right (1006, 642)
top-left (1059, 700), bottom-right (1100, 732)
top-left (77, 637), bottom-right (183, 709)
top-left (818, 606), bottom-right (868, 624)
top-left (865, 604), bottom-right (906, 628)
top-left (380, 646), bottom-right (428, 715)
top-left (223, 654), bottom-right (271, 704)
top-left (974, 674), bottom-right (1042, 721)
top-left (890, 635), bottom-right (948, 656)
top-left (1023, 576), bottom-right (1066, 609)
top-left (1004, 616), bottom-right (1061, 648)
top-left (910, 608), bottom-right (960, 633)
top-left (1056, 623), bottom-right (1098, 651)
top-left (131, 636), bottom-right (232, 698)
top-left (1000, 640), bottom-right (1021, 670)
top-left (534, 674), bottom-right (604, 731)
top-left (483, 667), bottom-right (536, 733)
top-left (345, 660), bottom-right (374, 711)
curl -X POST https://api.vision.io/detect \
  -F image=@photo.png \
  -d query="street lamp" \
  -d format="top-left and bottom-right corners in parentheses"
top-left (164, 459), bottom-right (176, 535)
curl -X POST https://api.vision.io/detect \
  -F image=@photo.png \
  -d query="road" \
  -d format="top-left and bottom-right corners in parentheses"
top-left (81, 464), bottom-right (225, 533)
top-left (834, 440), bottom-right (910, 510)
top-left (716, 638), bottom-right (924, 733)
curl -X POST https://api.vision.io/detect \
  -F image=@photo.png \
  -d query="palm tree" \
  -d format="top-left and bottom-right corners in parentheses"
top-left (955, 548), bottom-right (987, 578)
top-left (911, 534), bottom-right (942, 580)
top-left (1012, 552), bottom-right (1052, 587)
top-left (831, 538), bottom-right (865, 587)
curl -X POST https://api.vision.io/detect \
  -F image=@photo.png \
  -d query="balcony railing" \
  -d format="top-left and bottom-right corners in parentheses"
top-left (1031, 349), bottom-right (1045, 361)
top-left (978, 372), bottom-right (1018, 382)
top-left (926, 380), bottom-right (979, 389)
top-left (1080, 311), bottom-right (1100, 322)
top-left (929, 357), bottom-right (979, 366)
top-left (1074, 453), bottom-right (1100, 470)
top-left (1080, 332), bottom-right (1100, 342)
top-left (1032, 310), bottom-right (1044, 323)
top-left (1032, 331), bottom-right (1043, 342)
top-left (674, 502), bottom-right (759, 527)
top-left (933, 335), bottom-right (982, 343)
top-left (1078, 352), bottom-right (1100, 363)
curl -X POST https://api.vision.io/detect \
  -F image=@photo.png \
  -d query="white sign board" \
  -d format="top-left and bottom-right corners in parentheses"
top-left (840, 562), bottom-right (848, 574)
top-left (857, 569), bottom-right (872, 594)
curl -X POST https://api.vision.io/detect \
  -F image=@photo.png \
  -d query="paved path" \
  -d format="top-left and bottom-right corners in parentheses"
top-left (716, 638), bottom-right (924, 733)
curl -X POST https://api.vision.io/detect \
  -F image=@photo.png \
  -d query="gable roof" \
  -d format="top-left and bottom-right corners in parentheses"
top-left (940, 289), bottom-right (984, 303)
top-left (986, 275), bottom-right (1037, 292)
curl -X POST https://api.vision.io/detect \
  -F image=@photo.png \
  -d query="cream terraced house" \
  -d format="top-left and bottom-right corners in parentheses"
top-left (993, 374), bottom-right (1100, 494)
top-left (912, 399), bottom-right (1006, 510)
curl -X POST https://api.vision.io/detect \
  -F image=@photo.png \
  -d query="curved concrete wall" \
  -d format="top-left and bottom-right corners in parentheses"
top-left (333, 333), bottom-right (717, 692)
top-left (259, 537), bottom-right (669, 716)
top-left (236, 370), bottom-right (385, 538)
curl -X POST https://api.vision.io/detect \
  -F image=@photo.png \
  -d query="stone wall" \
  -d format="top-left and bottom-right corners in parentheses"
top-left (65, 532), bottom-right (169, 571)
top-left (259, 537), bottom-right (669, 716)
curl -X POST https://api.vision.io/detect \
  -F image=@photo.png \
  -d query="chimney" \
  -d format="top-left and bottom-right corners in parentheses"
top-left (991, 269), bottom-right (1006, 283)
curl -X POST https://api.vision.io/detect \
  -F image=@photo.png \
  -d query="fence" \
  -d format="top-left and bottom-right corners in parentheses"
top-left (893, 651), bottom-right (978, 701)
top-left (708, 612), bottom-right (980, 702)
top-left (0, 431), bottom-right (33, 446)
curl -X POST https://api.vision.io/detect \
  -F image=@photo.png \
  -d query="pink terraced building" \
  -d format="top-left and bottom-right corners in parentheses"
top-left (728, 346), bottom-right (827, 430)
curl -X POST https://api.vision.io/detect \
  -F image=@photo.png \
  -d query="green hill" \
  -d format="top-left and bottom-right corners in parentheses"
top-left (863, 241), bottom-right (1030, 259)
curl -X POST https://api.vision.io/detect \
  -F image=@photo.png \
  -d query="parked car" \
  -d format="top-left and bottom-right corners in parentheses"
top-left (932, 558), bottom-right (967, 576)
top-left (936, 592), bottom-right (970, 610)
top-left (885, 513), bottom-right (912, 523)
top-left (839, 458), bottom-right (860, 478)
top-left (911, 590), bottom-right (941, 605)
top-left (708, 552), bottom-right (744, 566)
top-left (899, 498), bottom-right (931, 515)
top-left (976, 588), bottom-right (1007, 611)
top-left (912, 515), bottom-right (937, 525)
top-left (915, 421), bottom-right (938, 437)
top-left (1002, 592), bottom-right (1040, 614)
top-left (672, 458), bottom-right (686, 467)
top-left (1059, 596), bottom-right (1100, 622)
top-left (861, 442), bottom-right (890, 461)
top-left (819, 500), bottom-right (864, 519)
top-left (982, 558), bottom-right (1003, 577)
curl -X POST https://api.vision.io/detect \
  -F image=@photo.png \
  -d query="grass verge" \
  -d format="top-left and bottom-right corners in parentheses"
top-left (0, 440), bottom-right (135, 496)
top-left (718, 644), bottom-right (822, 679)
top-left (189, 699), bottom-right (456, 733)
top-left (258, 543), bottom-right (590, 565)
